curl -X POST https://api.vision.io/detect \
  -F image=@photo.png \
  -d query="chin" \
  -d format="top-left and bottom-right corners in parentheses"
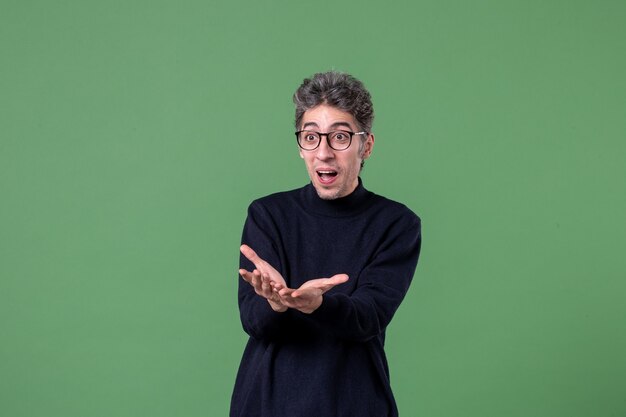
top-left (317, 191), bottom-right (339, 200)
top-left (314, 185), bottom-right (344, 200)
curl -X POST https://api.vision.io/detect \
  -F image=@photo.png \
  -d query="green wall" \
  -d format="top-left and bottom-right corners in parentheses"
top-left (1, 1), bottom-right (625, 416)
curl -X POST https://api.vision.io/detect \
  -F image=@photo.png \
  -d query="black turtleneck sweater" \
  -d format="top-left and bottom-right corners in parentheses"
top-left (231, 179), bottom-right (421, 417)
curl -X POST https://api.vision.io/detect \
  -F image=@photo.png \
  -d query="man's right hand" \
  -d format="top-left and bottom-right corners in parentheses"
top-left (271, 274), bottom-right (349, 314)
top-left (239, 244), bottom-right (288, 312)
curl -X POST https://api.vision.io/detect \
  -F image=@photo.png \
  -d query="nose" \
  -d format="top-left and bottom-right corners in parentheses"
top-left (315, 135), bottom-right (335, 160)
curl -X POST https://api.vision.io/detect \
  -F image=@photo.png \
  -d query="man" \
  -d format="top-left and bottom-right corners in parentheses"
top-left (231, 71), bottom-right (422, 417)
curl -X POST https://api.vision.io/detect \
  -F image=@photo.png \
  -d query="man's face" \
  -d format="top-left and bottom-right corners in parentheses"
top-left (299, 104), bottom-right (374, 200)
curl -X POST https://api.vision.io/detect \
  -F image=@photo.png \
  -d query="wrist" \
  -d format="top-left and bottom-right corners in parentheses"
top-left (269, 300), bottom-right (287, 312)
top-left (298, 296), bottom-right (323, 314)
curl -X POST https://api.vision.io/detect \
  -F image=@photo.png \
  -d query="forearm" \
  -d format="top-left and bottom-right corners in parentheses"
top-left (238, 291), bottom-right (292, 340)
top-left (304, 224), bottom-right (421, 341)
top-left (306, 290), bottom-right (403, 342)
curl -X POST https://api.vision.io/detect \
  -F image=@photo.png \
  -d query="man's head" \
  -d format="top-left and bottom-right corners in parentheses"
top-left (293, 71), bottom-right (375, 200)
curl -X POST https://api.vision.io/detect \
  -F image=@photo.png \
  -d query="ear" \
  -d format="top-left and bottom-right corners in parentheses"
top-left (299, 148), bottom-right (304, 159)
top-left (362, 133), bottom-right (375, 159)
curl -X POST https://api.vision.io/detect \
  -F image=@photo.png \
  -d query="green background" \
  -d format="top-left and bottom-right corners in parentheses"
top-left (1, 0), bottom-right (625, 416)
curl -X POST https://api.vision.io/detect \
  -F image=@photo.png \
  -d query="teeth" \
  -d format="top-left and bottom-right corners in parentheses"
top-left (318, 170), bottom-right (336, 174)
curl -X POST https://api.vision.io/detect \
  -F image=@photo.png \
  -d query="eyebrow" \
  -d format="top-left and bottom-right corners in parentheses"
top-left (302, 121), bottom-right (354, 130)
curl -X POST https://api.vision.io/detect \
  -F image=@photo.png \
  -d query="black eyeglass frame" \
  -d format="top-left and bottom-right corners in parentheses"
top-left (294, 130), bottom-right (367, 151)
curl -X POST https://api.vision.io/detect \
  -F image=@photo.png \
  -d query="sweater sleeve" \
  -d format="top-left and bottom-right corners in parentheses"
top-left (237, 201), bottom-right (293, 340)
top-left (308, 215), bottom-right (422, 342)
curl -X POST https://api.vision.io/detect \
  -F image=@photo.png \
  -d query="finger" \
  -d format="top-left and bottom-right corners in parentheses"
top-left (239, 269), bottom-right (254, 283)
top-left (261, 274), bottom-right (270, 289)
top-left (250, 269), bottom-right (262, 288)
top-left (261, 274), bottom-right (273, 297)
top-left (240, 244), bottom-right (263, 267)
top-left (278, 287), bottom-right (296, 297)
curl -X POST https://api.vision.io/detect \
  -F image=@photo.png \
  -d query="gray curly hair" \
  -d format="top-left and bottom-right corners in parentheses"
top-left (293, 71), bottom-right (374, 133)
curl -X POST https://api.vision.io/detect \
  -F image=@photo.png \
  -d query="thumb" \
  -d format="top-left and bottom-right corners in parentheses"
top-left (316, 274), bottom-right (349, 294)
top-left (291, 274), bottom-right (349, 298)
top-left (328, 274), bottom-right (349, 285)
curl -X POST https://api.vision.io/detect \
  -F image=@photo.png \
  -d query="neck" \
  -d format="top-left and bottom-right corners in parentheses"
top-left (301, 177), bottom-right (374, 217)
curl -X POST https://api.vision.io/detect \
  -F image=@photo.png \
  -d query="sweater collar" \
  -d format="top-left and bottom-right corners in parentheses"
top-left (300, 177), bottom-right (374, 217)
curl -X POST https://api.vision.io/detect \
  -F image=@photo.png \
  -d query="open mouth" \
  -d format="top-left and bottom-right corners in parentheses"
top-left (316, 170), bottom-right (338, 184)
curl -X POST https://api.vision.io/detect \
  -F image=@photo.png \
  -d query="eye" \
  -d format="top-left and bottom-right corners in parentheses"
top-left (304, 132), bottom-right (319, 142)
top-left (331, 131), bottom-right (350, 142)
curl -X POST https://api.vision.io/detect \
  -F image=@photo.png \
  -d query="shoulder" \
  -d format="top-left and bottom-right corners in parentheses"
top-left (368, 192), bottom-right (421, 229)
top-left (246, 185), bottom-right (305, 222)
top-left (249, 186), bottom-right (301, 210)
top-left (361, 192), bottom-right (422, 262)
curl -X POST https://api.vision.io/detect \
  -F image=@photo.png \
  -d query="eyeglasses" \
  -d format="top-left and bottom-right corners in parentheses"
top-left (295, 130), bottom-right (367, 151)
